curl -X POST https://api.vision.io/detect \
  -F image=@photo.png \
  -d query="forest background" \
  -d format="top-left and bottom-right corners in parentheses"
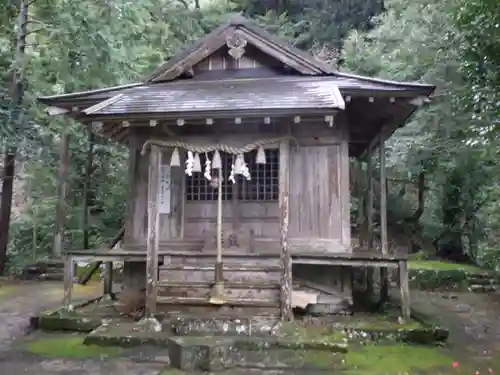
top-left (0, 0), bottom-right (498, 275)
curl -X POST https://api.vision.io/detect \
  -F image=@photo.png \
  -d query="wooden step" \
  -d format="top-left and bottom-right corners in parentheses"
top-left (157, 281), bottom-right (280, 289)
top-left (159, 265), bottom-right (282, 272)
top-left (157, 296), bottom-right (279, 307)
top-left (157, 280), bottom-right (280, 300)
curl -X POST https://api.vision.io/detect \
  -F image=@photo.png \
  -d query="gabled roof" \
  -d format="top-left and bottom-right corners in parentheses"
top-left (145, 14), bottom-right (336, 83)
top-left (82, 77), bottom-right (346, 117)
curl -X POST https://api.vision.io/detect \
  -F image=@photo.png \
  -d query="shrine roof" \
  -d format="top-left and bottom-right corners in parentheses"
top-left (38, 75), bottom-right (433, 115)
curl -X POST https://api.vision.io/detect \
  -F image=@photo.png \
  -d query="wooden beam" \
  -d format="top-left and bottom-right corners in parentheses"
top-left (145, 145), bottom-right (161, 318)
top-left (380, 140), bottom-right (389, 302)
top-left (279, 139), bottom-right (292, 321)
top-left (54, 132), bottom-right (70, 258)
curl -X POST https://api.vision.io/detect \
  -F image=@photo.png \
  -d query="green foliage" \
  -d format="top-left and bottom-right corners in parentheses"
top-left (342, 0), bottom-right (500, 269)
top-left (456, 0), bottom-right (500, 138)
top-left (1, 0), bottom-right (499, 273)
top-left (2, 0), bottom-right (236, 272)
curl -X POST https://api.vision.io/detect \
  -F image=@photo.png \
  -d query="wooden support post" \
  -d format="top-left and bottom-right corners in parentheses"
top-left (142, 145), bottom-right (161, 330)
top-left (379, 140), bottom-right (389, 302)
top-left (279, 140), bottom-right (292, 321)
top-left (180, 153), bottom-right (186, 239)
top-left (398, 260), bottom-right (410, 320)
top-left (232, 178), bottom-right (240, 231)
top-left (366, 152), bottom-right (374, 294)
top-left (82, 126), bottom-right (93, 251)
top-left (216, 167), bottom-right (223, 280)
top-left (63, 254), bottom-right (73, 310)
top-left (54, 132), bottom-right (70, 258)
top-left (103, 261), bottom-right (113, 298)
top-left (209, 168), bottom-right (226, 305)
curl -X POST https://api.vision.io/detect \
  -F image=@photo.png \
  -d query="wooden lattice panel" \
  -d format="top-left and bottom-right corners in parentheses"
top-left (185, 149), bottom-right (279, 202)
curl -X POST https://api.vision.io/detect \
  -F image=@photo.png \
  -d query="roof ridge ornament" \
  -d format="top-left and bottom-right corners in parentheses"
top-left (226, 31), bottom-right (247, 60)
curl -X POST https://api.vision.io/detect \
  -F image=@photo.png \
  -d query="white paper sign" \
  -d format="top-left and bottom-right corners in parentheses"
top-left (158, 165), bottom-right (171, 214)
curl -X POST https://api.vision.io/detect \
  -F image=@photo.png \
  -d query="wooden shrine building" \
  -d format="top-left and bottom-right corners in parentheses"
top-left (38, 14), bottom-right (434, 325)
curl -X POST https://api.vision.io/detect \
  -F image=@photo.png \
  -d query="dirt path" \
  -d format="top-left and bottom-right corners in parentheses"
top-left (411, 290), bottom-right (500, 366)
top-left (0, 282), bottom-right (165, 375)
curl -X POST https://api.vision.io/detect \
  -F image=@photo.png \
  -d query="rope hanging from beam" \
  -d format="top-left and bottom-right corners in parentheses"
top-left (140, 135), bottom-right (296, 183)
top-left (139, 135), bottom-right (295, 156)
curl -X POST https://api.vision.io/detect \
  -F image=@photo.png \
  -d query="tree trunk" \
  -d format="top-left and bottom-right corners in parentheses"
top-left (0, 153), bottom-right (16, 275)
top-left (0, 0), bottom-right (28, 275)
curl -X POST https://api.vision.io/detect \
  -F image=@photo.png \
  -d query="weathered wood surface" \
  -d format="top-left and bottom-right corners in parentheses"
top-left (145, 145), bottom-right (160, 317)
top-left (103, 262), bottom-right (113, 296)
top-left (124, 146), bottom-right (139, 244)
top-left (158, 266), bottom-right (282, 283)
top-left (279, 139), bottom-right (292, 321)
top-left (288, 123), bottom-right (350, 249)
top-left (63, 254), bottom-right (73, 309)
top-left (379, 140), bottom-right (389, 302)
top-left (157, 283), bottom-right (279, 300)
top-left (54, 132), bottom-right (70, 257)
top-left (125, 122), bottom-right (349, 249)
top-left (366, 151), bottom-right (375, 294)
top-left (398, 259), bottom-right (410, 319)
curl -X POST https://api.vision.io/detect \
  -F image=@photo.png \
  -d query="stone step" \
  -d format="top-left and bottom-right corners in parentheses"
top-left (469, 284), bottom-right (499, 292)
top-left (165, 315), bottom-right (277, 337)
top-left (168, 335), bottom-right (347, 372)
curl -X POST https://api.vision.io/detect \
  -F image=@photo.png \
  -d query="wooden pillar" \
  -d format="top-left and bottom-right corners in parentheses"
top-left (63, 254), bottom-right (73, 310)
top-left (379, 141), bottom-right (389, 302)
top-left (82, 126), bottom-right (93, 250)
top-left (215, 167), bottom-right (224, 283)
top-left (180, 153), bottom-right (186, 239)
top-left (145, 145), bottom-right (161, 318)
top-left (124, 147), bottom-right (138, 244)
top-left (366, 151), bottom-right (374, 294)
top-left (232, 180), bottom-right (240, 231)
top-left (54, 132), bottom-right (70, 258)
top-left (398, 259), bottom-right (410, 319)
top-left (103, 261), bottom-right (113, 298)
top-left (279, 140), bottom-right (292, 321)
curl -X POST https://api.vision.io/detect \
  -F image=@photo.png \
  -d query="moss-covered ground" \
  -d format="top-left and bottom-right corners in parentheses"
top-left (22, 334), bottom-right (124, 359)
top-left (157, 343), bottom-right (484, 374)
top-left (0, 284), bottom-right (17, 299)
top-left (408, 259), bottom-right (486, 273)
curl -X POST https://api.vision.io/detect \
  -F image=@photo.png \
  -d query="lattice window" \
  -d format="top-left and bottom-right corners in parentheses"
top-left (238, 149), bottom-right (279, 201)
top-left (185, 152), bottom-right (233, 201)
top-left (185, 149), bottom-right (280, 202)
